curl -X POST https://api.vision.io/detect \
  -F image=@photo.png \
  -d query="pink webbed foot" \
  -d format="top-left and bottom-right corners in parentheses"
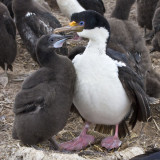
top-left (101, 124), bottom-right (122, 150)
top-left (60, 122), bottom-right (95, 151)
top-left (101, 136), bottom-right (122, 150)
top-left (60, 134), bottom-right (95, 151)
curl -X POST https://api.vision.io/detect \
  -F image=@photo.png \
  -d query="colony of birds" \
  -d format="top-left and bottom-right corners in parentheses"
top-left (0, 0), bottom-right (160, 159)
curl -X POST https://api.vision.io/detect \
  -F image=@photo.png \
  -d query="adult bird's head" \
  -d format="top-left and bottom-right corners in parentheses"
top-left (54, 10), bottom-right (110, 43)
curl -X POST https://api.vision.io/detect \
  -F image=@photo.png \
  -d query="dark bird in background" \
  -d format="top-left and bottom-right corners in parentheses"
top-left (152, 0), bottom-right (160, 33)
top-left (151, 0), bottom-right (160, 52)
top-left (12, 34), bottom-right (76, 148)
top-left (56, 0), bottom-right (105, 19)
top-left (35, 0), bottom-right (51, 11)
top-left (55, 10), bottom-right (151, 151)
top-left (109, 0), bottom-right (160, 98)
top-left (0, 2), bottom-right (17, 87)
top-left (45, 0), bottom-right (59, 10)
top-left (152, 32), bottom-right (160, 52)
top-left (130, 148), bottom-right (160, 160)
top-left (0, 0), bottom-right (13, 18)
top-left (0, 0), bottom-right (51, 18)
top-left (111, 0), bottom-right (135, 20)
top-left (12, 0), bottom-right (68, 64)
top-left (137, 0), bottom-right (159, 35)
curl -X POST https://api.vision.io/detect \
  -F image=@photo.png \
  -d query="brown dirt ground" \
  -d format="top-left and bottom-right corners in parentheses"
top-left (0, 0), bottom-right (160, 159)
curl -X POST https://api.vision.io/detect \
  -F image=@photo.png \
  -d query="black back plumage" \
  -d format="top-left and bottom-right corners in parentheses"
top-left (118, 66), bottom-right (151, 128)
top-left (0, 2), bottom-right (16, 71)
top-left (12, 34), bottom-right (76, 145)
top-left (12, 0), bottom-right (68, 63)
top-left (77, 0), bottom-right (105, 15)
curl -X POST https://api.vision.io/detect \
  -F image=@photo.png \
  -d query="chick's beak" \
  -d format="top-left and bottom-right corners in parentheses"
top-left (54, 21), bottom-right (84, 33)
top-left (49, 34), bottom-right (72, 48)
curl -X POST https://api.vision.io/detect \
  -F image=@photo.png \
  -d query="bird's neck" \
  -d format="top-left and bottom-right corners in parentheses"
top-left (37, 50), bottom-right (60, 68)
top-left (84, 39), bottom-right (107, 56)
top-left (81, 28), bottom-right (109, 55)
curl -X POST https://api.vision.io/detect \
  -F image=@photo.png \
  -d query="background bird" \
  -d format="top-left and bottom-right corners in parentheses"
top-left (151, 0), bottom-right (160, 52)
top-left (111, 0), bottom-right (135, 20)
top-left (0, 0), bottom-right (13, 18)
top-left (12, 0), bottom-right (68, 64)
top-left (0, 2), bottom-right (17, 87)
top-left (136, 0), bottom-right (159, 34)
top-left (130, 148), bottom-right (160, 160)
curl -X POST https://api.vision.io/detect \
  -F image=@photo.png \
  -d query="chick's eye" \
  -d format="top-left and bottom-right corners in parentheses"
top-left (79, 21), bottom-right (85, 26)
top-left (49, 38), bottom-right (54, 42)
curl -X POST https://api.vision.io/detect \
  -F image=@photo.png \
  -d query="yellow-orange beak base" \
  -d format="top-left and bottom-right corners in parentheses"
top-left (54, 21), bottom-right (84, 34)
top-left (69, 21), bottom-right (78, 26)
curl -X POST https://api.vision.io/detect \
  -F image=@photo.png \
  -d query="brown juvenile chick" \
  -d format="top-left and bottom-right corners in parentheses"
top-left (12, 34), bottom-right (76, 148)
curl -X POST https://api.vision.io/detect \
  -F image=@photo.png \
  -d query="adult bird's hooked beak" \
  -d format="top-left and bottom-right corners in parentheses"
top-left (54, 21), bottom-right (84, 33)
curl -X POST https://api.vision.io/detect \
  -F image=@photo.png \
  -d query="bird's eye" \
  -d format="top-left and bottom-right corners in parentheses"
top-left (79, 21), bottom-right (85, 26)
top-left (49, 38), bottom-right (54, 42)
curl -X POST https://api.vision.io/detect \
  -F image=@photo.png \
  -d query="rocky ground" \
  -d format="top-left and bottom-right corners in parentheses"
top-left (0, 0), bottom-right (160, 160)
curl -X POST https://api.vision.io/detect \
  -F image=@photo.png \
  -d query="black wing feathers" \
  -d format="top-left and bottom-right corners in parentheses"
top-left (118, 66), bottom-right (151, 129)
top-left (25, 12), bottom-right (61, 36)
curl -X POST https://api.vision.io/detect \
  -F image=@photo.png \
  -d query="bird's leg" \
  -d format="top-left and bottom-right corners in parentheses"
top-left (48, 137), bottom-right (59, 150)
top-left (150, 48), bottom-right (156, 53)
top-left (0, 63), bottom-right (8, 87)
top-left (101, 124), bottom-right (122, 150)
top-left (4, 63), bottom-right (8, 75)
top-left (144, 26), bottom-right (147, 37)
top-left (145, 30), bottom-right (155, 43)
top-left (60, 122), bottom-right (95, 151)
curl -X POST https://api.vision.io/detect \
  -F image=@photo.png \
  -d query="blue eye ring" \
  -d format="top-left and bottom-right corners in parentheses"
top-left (79, 21), bottom-right (85, 26)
